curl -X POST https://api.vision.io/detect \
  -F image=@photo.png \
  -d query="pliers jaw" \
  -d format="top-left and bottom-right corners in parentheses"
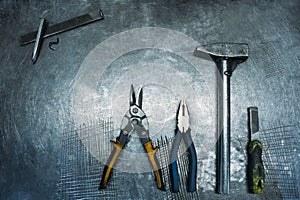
top-left (130, 84), bottom-right (143, 109)
top-left (120, 84), bottom-right (149, 137)
top-left (177, 100), bottom-right (190, 133)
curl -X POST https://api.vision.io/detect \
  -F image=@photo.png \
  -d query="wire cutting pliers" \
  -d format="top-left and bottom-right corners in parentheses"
top-left (99, 85), bottom-right (165, 190)
top-left (169, 100), bottom-right (197, 193)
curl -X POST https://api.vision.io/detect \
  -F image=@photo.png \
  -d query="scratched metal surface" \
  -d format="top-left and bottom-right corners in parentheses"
top-left (0, 0), bottom-right (300, 199)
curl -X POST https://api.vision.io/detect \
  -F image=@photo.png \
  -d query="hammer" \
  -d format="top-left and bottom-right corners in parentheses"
top-left (194, 43), bottom-right (249, 194)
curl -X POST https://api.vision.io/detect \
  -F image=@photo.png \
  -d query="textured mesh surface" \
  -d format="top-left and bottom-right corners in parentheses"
top-left (56, 119), bottom-right (118, 199)
top-left (56, 120), bottom-right (202, 199)
top-left (260, 124), bottom-right (299, 200)
top-left (56, 120), bottom-right (299, 200)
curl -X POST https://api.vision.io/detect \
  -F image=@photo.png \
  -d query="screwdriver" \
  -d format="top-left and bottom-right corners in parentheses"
top-left (247, 107), bottom-right (265, 194)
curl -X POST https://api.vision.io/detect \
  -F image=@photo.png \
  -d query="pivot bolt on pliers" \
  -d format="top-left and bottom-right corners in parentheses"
top-left (169, 100), bottom-right (197, 193)
top-left (99, 85), bottom-right (165, 191)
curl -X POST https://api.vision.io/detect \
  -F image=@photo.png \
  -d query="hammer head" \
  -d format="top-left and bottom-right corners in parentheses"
top-left (194, 42), bottom-right (248, 63)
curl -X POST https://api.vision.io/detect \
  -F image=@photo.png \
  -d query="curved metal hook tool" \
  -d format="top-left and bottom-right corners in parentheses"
top-left (49, 38), bottom-right (59, 51)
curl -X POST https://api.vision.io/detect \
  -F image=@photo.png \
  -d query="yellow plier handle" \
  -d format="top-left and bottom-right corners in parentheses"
top-left (144, 140), bottom-right (165, 191)
top-left (99, 140), bottom-right (124, 189)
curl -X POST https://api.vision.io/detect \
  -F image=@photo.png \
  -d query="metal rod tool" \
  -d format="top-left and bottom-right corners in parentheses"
top-left (194, 42), bottom-right (248, 194)
top-left (20, 9), bottom-right (104, 46)
top-left (32, 18), bottom-right (47, 63)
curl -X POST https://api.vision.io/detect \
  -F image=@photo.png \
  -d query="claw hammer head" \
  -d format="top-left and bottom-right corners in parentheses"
top-left (194, 42), bottom-right (249, 74)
